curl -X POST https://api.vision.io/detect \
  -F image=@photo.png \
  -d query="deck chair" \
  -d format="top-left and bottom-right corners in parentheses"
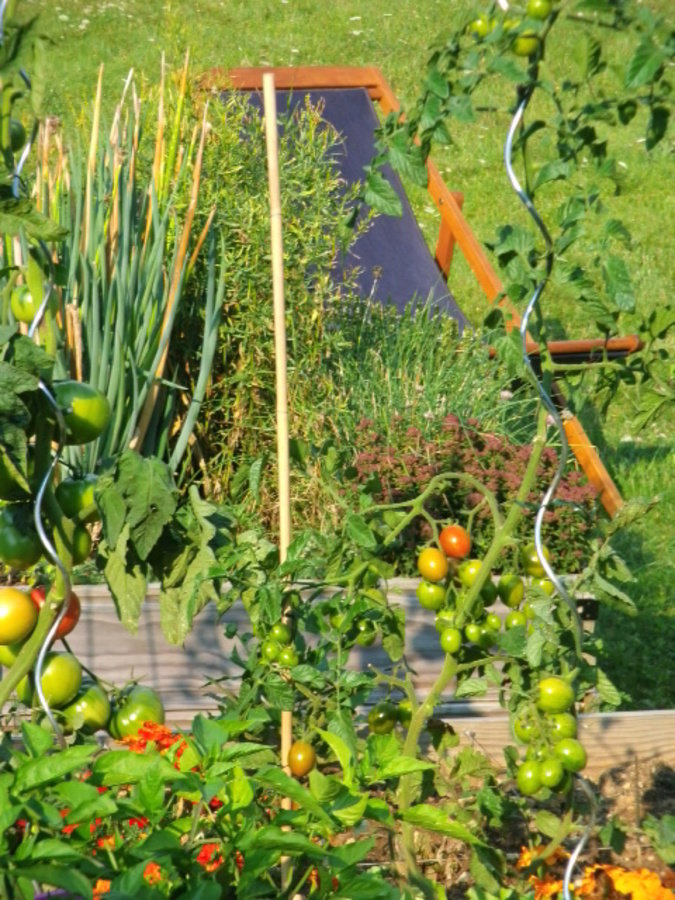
top-left (202, 65), bottom-right (641, 517)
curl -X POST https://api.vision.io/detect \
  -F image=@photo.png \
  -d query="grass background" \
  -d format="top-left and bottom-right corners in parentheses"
top-left (19, 0), bottom-right (674, 709)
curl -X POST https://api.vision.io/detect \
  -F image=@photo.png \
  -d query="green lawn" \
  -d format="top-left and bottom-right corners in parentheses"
top-left (17, 0), bottom-right (675, 709)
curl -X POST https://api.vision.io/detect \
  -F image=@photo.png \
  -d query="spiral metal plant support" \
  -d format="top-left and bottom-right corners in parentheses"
top-left (504, 85), bottom-right (596, 898)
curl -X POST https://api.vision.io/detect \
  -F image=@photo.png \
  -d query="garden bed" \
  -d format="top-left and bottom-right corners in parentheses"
top-left (47, 583), bottom-right (675, 779)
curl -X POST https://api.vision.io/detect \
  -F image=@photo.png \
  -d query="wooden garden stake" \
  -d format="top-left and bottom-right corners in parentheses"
top-left (262, 72), bottom-right (294, 776)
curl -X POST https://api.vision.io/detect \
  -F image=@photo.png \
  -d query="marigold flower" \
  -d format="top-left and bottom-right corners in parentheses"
top-left (530, 875), bottom-right (564, 899)
top-left (93, 879), bottom-right (111, 898)
top-left (143, 861), bottom-right (163, 885)
top-left (196, 842), bottom-right (224, 872)
top-left (580, 864), bottom-right (673, 900)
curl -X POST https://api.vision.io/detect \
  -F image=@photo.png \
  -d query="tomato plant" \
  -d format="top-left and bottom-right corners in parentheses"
top-left (278, 646), bottom-right (299, 668)
top-left (497, 573), bottom-right (524, 608)
top-left (512, 30), bottom-right (539, 57)
top-left (270, 622), bottom-right (292, 644)
top-left (355, 618), bottom-right (378, 646)
top-left (30, 586), bottom-right (81, 640)
top-left (457, 558), bottom-right (482, 588)
top-left (438, 524), bottom-right (471, 559)
top-left (439, 626), bottom-right (462, 654)
top-left (554, 738), bottom-right (587, 773)
top-left (521, 542), bottom-right (550, 578)
top-left (53, 380), bottom-right (111, 444)
top-left (539, 756), bottom-right (564, 788)
top-left (527, 0), bottom-right (552, 20)
top-left (0, 587), bottom-right (37, 644)
top-left (108, 685), bottom-right (165, 739)
top-left (549, 712), bottom-right (577, 739)
top-left (417, 547), bottom-right (448, 582)
top-left (288, 740), bottom-right (316, 777)
top-left (516, 760), bottom-right (542, 796)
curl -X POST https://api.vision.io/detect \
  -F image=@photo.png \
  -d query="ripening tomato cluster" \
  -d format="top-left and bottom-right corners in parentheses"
top-left (260, 620), bottom-right (301, 668)
top-left (416, 525), bottom-right (556, 656)
top-left (468, 0), bottom-right (553, 58)
top-left (0, 583), bottom-right (164, 738)
top-left (513, 676), bottom-right (586, 795)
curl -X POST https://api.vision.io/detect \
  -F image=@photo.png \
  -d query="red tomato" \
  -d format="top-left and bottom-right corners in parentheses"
top-left (30, 586), bottom-right (81, 640)
top-left (439, 524), bottom-right (471, 560)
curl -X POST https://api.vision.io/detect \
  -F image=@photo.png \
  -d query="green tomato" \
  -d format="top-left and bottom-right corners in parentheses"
top-left (9, 118), bottom-right (27, 152)
top-left (516, 760), bottom-right (542, 796)
top-left (531, 577), bottom-right (554, 596)
top-left (0, 639), bottom-right (24, 667)
top-left (16, 673), bottom-right (33, 705)
top-left (548, 712), bottom-right (577, 740)
top-left (271, 622), bottom-right (292, 644)
top-left (497, 573), bottom-right (524, 608)
top-left (397, 699), bottom-right (413, 728)
top-left (539, 756), bottom-right (565, 788)
top-left (416, 580), bottom-right (446, 611)
top-left (520, 542), bottom-right (550, 578)
top-left (37, 652), bottom-right (82, 709)
top-left (10, 285), bottom-right (40, 324)
top-left (355, 619), bottom-right (378, 647)
top-left (485, 612), bottom-right (501, 632)
top-left (261, 640), bottom-right (280, 663)
top-left (527, 0), bottom-right (552, 19)
top-left (328, 611), bottom-right (346, 631)
top-left (480, 580), bottom-right (498, 606)
top-left (61, 682), bottom-right (111, 734)
top-left (439, 626), bottom-right (462, 655)
top-left (469, 13), bottom-right (494, 38)
top-left (522, 600), bottom-right (537, 620)
top-left (0, 504), bottom-right (42, 570)
top-left (109, 685), bottom-right (165, 739)
top-left (464, 622), bottom-right (482, 644)
top-left (53, 381), bottom-right (111, 445)
top-left (434, 609), bottom-right (456, 633)
top-left (457, 558), bottom-right (483, 588)
top-left (71, 524), bottom-right (92, 565)
top-left (278, 646), bottom-right (299, 668)
top-left (368, 701), bottom-right (398, 735)
top-left (554, 738), bottom-right (587, 773)
top-left (505, 610), bottom-right (527, 630)
top-left (55, 474), bottom-right (99, 523)
top-left (537, 676), bottom-right (575, 714)
top-left (512, 30), bottom-right (540, 57)
top-left (513, 714), bottom-right (535, 744)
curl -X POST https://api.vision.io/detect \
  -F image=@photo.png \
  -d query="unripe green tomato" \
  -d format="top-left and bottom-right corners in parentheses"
top-left (527, 0), bottom-right (552, 20)
top-left (355, 619), bottom-right (378, 647)
top-left (520, 542), bottom-right (550, 577)
top-left (497, 573), bottom-right (524, 608)
top-left (539, 756), bottom-right (565, 788)
top-left (505, 610), bottom-right (527, 630)
top-left (439, 626), bottom-right (462, 655)
top-left (457, 559), bottom-right (483, 588)
top-left (554, 737), bottom-right (587, 772)
top-left (36, 652), bottom-right (82, 709)
top-left (53, 381), bottom-right (111, 445)
top-left (329, 611), bottom-right (346, 631)
top-left (278, 646), bottom-right (299, 668)
top-left (108, 685), bottom-right (165, 739)
top-left (9, 118), bottom-right (27, 152)
top-left (478, 624), bottom-right (495, 649)
top-left (464, 622), bottom-right (482, 644)
top-left (516, 760), bottom-right (542, 796)
top-left (10, 285), bottom-right (40, 324)
top-left (548, 712), bottom-right (577, 740)
top-left (397, 699), bottom-right (413, 728)
top-left (512, 30), bottom-right (540, 57)
top-left (532, 577), bottom-right (554, 596)
top-left (434, 609), bottom-right (456, 633)
top-left (512, 714), bottom-right (535, 744)
top-left (0, 505), bottom-right (42, 570)
top-left (416, 580), bottom-right (446, 611)
top-left (480, 580), bottom-right (498, 606)
top-left (55, 474), bottom-right (99, 523)
top-left (0, 640), bottom-right (24, 667)
top-left (16, 673), bottom-right (33, 705)
top-left (537, 676), bottom-right (575, 714)
top-left (485, 612), bottom-right (501, 632)
top-left (271, 622), bottom-right (292, 644)
top-left (261, 640), bottom-right (280, 662)
top-left (71, 525), bottom-right (92, 564)
top-left (469, 13), bottom-right (494, 38)
top-left (522, 600), bottom-right (537, 620)
top-left (61, 682), bottom-right (111, 734)
top-left (368, 701), bottom-right (398, 735)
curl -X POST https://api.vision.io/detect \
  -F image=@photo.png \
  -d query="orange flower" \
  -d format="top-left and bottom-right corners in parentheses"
top-left (143, 861), bottom-right (163, 885)
top-left (517, 844), bottom-right (569, 870)
top-left (196, 842), bottom-right (224, 872)
top-left (579, 864), bottom-right (673, 900)
top-left (235, 850), bottom-right (245, 871)
top-left (96, 834), bottom-right (116, 850)
top-left (93, 879), bottom-right (111, 898)
top-left (530, 875), bottom-right (564, 899)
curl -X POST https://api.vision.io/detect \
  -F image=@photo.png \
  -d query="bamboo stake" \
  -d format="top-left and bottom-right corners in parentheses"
top-left (263, 78), bottom-right (295, 889)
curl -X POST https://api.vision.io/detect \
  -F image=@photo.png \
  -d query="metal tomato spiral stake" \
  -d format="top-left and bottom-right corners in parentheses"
top-left (504, 85), bottom-right (594, 898)
top-left (32, 381), bottom-right (72, 747)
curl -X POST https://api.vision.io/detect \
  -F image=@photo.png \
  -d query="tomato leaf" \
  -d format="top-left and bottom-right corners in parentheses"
top-left (399, 804), bottom-right (486, 844)
top-left (346, 513), bottom-right (378, 550)
top-left (13, 745), bottom-right (95, 792)
top-left (317, 727), bottom-right (356, 787)
top-left (255, 769), bottom-right (334, 828)
top-left (100, 523), bottom-right (148, 635)
top-left (602, 255), bottom-right (635, 312)
top-left (20, 721), bottom-right (53, 757)
top-left (93, 750), bottom-right (177, 786)
top-left (374, 756), bottom-right (436, 781)
top-left (624, 38), bottom-right (667, 89)
top-left (0, 198), bottom-right (69, 240)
